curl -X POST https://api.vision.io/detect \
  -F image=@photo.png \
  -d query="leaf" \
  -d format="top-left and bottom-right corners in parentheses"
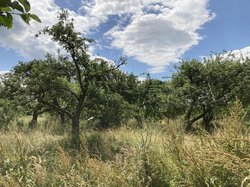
top-left (20, 13), bottom-right (30, 25)
top-left (0, 0), bottom-right (10, 7)
top-left (18, 0), bottom-right (30, 12)
top-left (29, 13), bottom-right (41, 23)
top-left (5, 12), bottom-right (12, 28)
top-left (12, 1), bottom-right (24, 13)
top-left (0, 13), bottom-right (13, 28)
top-left (0, 6), bottom-right (12, 12)
top-left (0, 15), bottom-right (7, 26)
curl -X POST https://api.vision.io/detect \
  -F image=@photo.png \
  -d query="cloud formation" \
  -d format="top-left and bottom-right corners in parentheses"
top-left (98, 0), bottom-right (215, 72)
top-left (0, 0), bottom-right (99, 59)
top-left (230, 46), bottom-right (250, 59)
top-left (0, 0), bottom-right (215, 73)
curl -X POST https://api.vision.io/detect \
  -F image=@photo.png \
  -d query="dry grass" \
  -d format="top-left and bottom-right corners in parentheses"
top-left (0, 101), bottom-right (249, 186)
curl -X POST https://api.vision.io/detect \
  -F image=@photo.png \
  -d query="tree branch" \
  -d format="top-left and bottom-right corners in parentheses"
top-left (38, 99), bottom-right (73, 119)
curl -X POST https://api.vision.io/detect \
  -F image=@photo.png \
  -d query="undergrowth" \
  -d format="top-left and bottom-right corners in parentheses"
top-left (0, 101), bottom-right (249, 186)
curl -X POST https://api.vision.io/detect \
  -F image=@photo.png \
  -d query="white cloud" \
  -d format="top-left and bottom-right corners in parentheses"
top-left (108, 14), bottom-right (201, 73)
top-left (0, 0), bottom-right (215, 73)
top-left (230, 46), bottom-right (250, 59)
top-left (79, 0), bottom-right (214, 72)
top-left (207, 46), bottom-right (250, 61)
top-left (0, 0), bottom-right (99, 59)
top-left (0, 0), bottom-right (57, 59)
top-left (0, 71), bottom-right (9, 75)
top-left (80, 0), bottom-right (141, 18)
top-left (102, 0), bottom-right (215, 73)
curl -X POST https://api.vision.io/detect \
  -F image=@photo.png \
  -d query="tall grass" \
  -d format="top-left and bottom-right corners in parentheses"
top-left (0, 101), bottom-right (249, 186)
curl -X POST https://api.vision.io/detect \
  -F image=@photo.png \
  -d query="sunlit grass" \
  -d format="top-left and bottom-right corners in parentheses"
top-left (0, 103), bottom-right (249, 186)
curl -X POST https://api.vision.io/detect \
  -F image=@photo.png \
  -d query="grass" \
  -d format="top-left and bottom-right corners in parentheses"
top-left (0, 102), bottom-right (249, 186)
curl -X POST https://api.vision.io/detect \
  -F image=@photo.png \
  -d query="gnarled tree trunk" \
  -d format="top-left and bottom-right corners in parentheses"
top-left (203, 106), bottom-right (214, 132)
top-left (29, 109), bottom-right (38, 129)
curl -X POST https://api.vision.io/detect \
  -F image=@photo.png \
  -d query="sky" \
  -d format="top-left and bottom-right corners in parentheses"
top-left (1, 0), bottom-right (250, 79)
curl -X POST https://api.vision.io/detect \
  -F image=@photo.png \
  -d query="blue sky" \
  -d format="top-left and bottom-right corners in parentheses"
top-left (1, 0), bottom-right (250, 79)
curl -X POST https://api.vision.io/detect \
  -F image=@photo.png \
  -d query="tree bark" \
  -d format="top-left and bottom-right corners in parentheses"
top-left (185, 113), bottom-right (205, 132)
top-left (71, 98), bottom-right (84, 149)
top-left (71, 116), bottom-right (80, 149)
top-left (61, 113), bottom-right (66, 124)
top-left (29, 109), bottom-right (38, 129)
top-left (184, 100), bottom-right (195, 132)
top-left (203, 107), bottom-right (214, 132)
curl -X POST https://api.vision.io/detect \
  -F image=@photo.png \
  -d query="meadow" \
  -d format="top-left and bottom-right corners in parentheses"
top-left (0, 102), bottom-right (249, 187)
top-left (0, 9), bottom-right (250, 187)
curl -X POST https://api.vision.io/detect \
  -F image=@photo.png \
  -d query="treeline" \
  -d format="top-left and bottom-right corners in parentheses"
top-left (0, 11), bottom-right (249, 148)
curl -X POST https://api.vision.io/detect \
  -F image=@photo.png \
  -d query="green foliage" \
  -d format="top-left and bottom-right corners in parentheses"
top-left (2, 57), bottom-right (70, 129)
top-left (137, 77), bottom-right (167, 119)
top-left (171, 55), bottom-right (250, 131)
top-left (0, 98), bottom-right (17, 130)
top-left (134, 76), bottom-right (185, 122)
top-left (0, 0), bottom-right (41, 29)
top-left (4, 51), bottom-right (249, 133)
top-left (0, 80), bottom-right (19, 129)
top-left (2, 10), bottom-right (127, 147)
top-left (0, 6), bottom-right (250, 187)
top-left (89, 92), bottom-right (136, 129)
top-left (83, 70), bottom-right (140, 128)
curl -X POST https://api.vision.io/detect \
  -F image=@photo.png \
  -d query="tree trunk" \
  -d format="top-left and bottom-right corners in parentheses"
top-left (185, 113), bottom-right (205, 132)
top-left (185, 110), bottom-right (194, 132)
top-left (184, 100), bottom-right (195, 131)
top-left (71, 99), bottom-right (84, 149)
top-left (203, 107), bottom-right (214, 132)
top-left (185, 121), bottom-right (193, 132)
top-left (61, 113), bottom-right (66, 124)
top-left (71, 116), bottom-right (80, 149)
top-left (135, 115), bottom-right (143, 128)
top-left (29, 110), bottom-right (38, 129)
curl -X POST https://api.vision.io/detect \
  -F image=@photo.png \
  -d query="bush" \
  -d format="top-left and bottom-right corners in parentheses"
top-left (0, 105), bottom-right (249, 186)
top-left (88, 93), bottom-right (137, 129)
top-left (0, 99), bottom-right (18, 130)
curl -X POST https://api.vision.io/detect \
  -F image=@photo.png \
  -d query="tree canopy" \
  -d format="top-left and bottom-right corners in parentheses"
top-left (171, 55), bottom-right (250, 131)
top-left (0, 10), bottom-right (250, 150)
